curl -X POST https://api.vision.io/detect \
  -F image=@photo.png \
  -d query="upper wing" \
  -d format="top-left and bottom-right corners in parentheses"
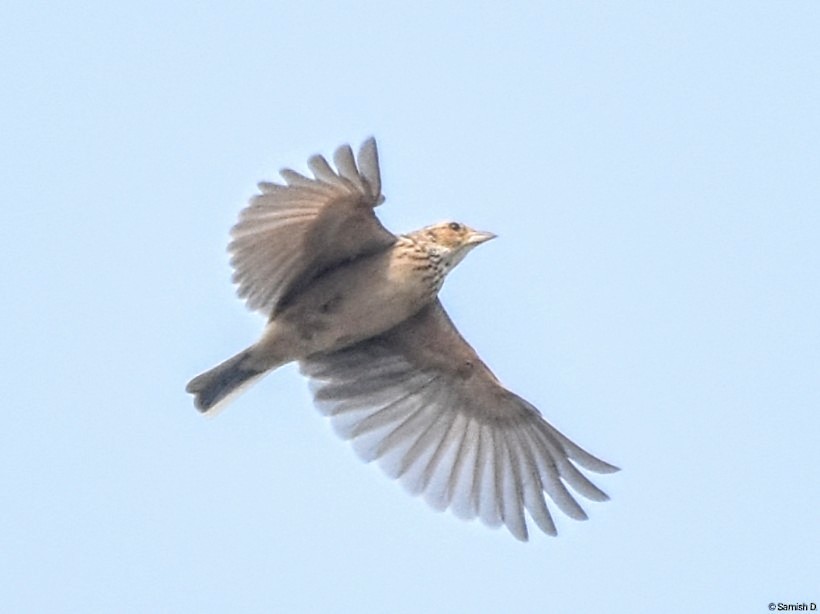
top-left (300, 300), bottom-right (619, 541)
top-left (229, 138), bottom-right (396, 315)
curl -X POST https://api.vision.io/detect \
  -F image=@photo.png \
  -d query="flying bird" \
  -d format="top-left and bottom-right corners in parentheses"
top-left (186, 138), bottom-right (618, 541)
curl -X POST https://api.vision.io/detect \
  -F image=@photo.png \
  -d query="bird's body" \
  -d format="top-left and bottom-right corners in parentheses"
top-left (187, 138), bottom-right (619, 541)
top-left (265, 234), bottom-right (443, 359)
top-left (189, 232), bottom-right (457, 410)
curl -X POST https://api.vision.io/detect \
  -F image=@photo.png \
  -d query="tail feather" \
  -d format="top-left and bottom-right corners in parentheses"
top-left (186, 349), bottom-right (267, 415)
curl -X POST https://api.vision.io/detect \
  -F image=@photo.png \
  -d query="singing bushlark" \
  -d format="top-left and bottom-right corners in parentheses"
top-left (187, 138), bottom-right (618, 541)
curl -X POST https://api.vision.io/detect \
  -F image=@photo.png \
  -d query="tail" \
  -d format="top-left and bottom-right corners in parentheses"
top-left (186, 348), bottom-right (268, 415)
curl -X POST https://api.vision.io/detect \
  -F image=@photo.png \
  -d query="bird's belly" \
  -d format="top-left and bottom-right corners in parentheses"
top-left (274, 254), bottom-right (434, 356)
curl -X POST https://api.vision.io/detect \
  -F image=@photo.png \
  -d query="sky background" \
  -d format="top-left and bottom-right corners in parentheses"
top-left (2, 2), bottom-right (818, 613)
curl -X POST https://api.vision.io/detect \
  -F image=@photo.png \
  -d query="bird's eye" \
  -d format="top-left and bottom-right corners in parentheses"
top-left (448, 222), bottom-right (462, 232)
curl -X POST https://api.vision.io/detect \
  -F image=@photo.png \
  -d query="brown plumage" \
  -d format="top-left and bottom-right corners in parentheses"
top-left (186, 138), bottom-right (619, 541)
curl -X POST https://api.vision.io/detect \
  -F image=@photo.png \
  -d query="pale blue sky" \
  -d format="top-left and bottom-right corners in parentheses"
top-left (2, 2), bottom-right (818, 613)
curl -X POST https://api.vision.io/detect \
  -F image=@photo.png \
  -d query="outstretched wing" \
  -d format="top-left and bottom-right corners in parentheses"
top-left (300, 300), bottom-right (619, 541)
top-left (230, 138), bottom-right (396, 316)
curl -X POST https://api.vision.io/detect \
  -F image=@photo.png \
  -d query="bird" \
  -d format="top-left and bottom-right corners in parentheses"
top-left (186, 137), bottom-right (619, 541)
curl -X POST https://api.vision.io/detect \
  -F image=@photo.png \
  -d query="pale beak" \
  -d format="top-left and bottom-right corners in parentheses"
top-left (466, 230), bottom-right (497, 246)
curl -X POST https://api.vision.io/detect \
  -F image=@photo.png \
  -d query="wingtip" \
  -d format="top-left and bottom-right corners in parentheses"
top-left (356, 136), bottom-right (382, 202)
top-left (509, 525), bottom-right (530, 543)
top-left (599, 462), bottom-right (622, 474)
top-left (358, 136), bottom-right (379, 167)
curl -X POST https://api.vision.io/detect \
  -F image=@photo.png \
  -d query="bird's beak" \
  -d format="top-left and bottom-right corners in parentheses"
top-left (466, 230), bottom-right (497, 246)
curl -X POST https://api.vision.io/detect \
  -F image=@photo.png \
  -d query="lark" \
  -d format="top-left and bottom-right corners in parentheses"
top-left (187, 138), bottom-right (618, 541)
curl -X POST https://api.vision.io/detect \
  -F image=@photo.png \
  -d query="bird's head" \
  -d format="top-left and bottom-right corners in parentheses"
top-left (414, 221), bottom-right (496, 270)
